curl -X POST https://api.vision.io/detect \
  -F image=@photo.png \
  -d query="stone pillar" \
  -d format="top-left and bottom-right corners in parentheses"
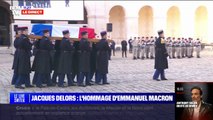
top-left (207, 6), bottom-right (213, 43)
top-left (125, 16), bottom-right (139, 38)
top-left (153, 6), bottom-right (167, 37)
top-left (179, 5), bottom-right (195, 38)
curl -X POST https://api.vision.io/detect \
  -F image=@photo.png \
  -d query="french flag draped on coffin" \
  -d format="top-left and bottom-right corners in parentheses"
top-left (31, 24), bottom-right (95, 39)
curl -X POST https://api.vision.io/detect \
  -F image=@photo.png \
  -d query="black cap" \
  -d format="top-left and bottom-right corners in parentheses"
top-left (81, 31), bottom-right (88, 36)
top-left (43, 29), bottom-right (49, 33)
top-left (62, 30), bottom-right (69, 35)
top-left (157, 30), bottom-right (164, 35)
top-left (100, 31), bottom-right (107, 37)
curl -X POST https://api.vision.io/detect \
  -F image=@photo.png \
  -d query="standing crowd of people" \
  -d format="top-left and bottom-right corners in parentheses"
top-left (12, 27), bottom-right (110, 89)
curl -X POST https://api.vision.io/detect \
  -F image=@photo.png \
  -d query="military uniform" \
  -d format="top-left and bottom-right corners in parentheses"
top-left (153, 30), bottom-right (168, 81)
top-left (71, 41), bottom-right (80, 83)
top-left (11, 27), bottom-right (22, 85)
top-left (167, 40), bottom-right (173, 59)
top-left (176, 40), bottom-right (182, 59)
top-left (110, 41), bottom-right (116, 56)
top-left (187, 40), bottom-right (192, 58)
top-left (145, 38), bottom-right (150, 59)
top-left (32, 33), bottom-right (54, 88)
top-left (90, 42), bottom-right (98, 81)
top-left (195, 39), bottom-right (201, 58)
top-left (172, 40), bottom-right (176, 58)
top-left (14, 27), bottom-right (33, 89)
top-left (181, 40), bottom-right (186, 58)
top-left (140, 40), bottom-right (146, 60)
top-left (128, 38), bottom-right (133, 53)
top-left (150, 37), bottom-right (155, 59)
top-left (78, 31), bottom-right (92, 87)
top-left (137, 37), bottom-right (141, 59)
top-left (51, 40), bottom-right (61, 84)
top-left (191, 40), bottom-right (195, 57)
top-left (95, 31), bottom-right (110, 85)
top-left (132, 37), bottom-right (138, 59)
top-left (58, 30), bottom-right (74, 87)
top-left (121, 40), bottom-right (127, 58)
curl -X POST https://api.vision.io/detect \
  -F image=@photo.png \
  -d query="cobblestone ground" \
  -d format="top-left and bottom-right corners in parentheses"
top-left (0, 47), bottom-right (213, 103)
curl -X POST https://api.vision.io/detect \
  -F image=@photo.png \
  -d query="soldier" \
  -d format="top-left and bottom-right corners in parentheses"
top-left (121, 39), bottom-right (127, 58)
top-left (128, 37), bottom-right (133, 53)
top-left (167, 37), bottom-right (173, 59)
top-left (137, 37), bottom-right (141, 59)
top-left (51, 40), bottom-right (61, 85)
top-left (32, 37), bottom-right (40, 85)
top-left (172, 37), bottom-right (176, 58)
top-left (150, 36), bottom-right (155, 59)
top-left (191, 38), bottom-right (195, 57)
top-left (181, 38), bottom-right (186, 58)
top-left (95, 31), bottom-right (110, 85)
top-left (57, 30), bottom-right (75, 87)
top-left (132, 37), bottom-right (138, 60)
top-left (71, 41), bottom-right (80, 83)
top-left (78, 31), bottom-right (93, 87)
top-left (165, 37), bottom-right (170, 55)
top-left (14, 27), bottom-right (34, 89)
top-left (110, 40), bottom-right (116, 56)
top-left (187, 38), bottom-right (192, 58)
top-left (90, 41), bottom-right (98, 82)
top-left (176, 38), bottom-right (181, 59)
top-left (11, 27), bottom-right (22, 85)
top-left (32, 30), bottom-right (54, 88)
top-left (153, 30), bottom-right (168, 81)
top-left (195, 38), bottom-right (201, 58)
top-left (145, 37), bottom-right (150, 59)
top-left (140, 40), bottom-right (146, 60)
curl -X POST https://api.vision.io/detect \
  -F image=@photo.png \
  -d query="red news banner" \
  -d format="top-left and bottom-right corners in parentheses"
top-left (21, 9), bottom-right (44, 15)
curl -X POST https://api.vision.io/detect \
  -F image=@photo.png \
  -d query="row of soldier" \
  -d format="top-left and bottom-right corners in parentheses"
top-left (128, 36), bottom-right (202, 60)
top-left (12, 27), bottom-right (110, 89)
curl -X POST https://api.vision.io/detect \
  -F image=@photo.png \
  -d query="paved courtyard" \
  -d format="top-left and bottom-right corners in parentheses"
top-left (0, 47), bottom-right (213, 103)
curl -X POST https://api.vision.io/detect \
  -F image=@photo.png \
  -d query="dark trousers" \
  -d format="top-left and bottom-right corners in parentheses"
top-left (78, 72), bottom-right (90, 85)
top-left (95, 72), bottom-right (107, 84)
top-left (122, 50), bottom-right (127, 57)
top-left (32, 72), bottom-right (38, 85)
top-left (52, 71), bottom-right (59, 84)
top-left (59, 73), bottom-right (73, 86)
top-left (36, 73), bottom-right (52, 86)
top-left (72, 72), bottom-right (79, 82)
top-left (153, 69), bottom-right (166, 80)
top-left (129, 45), bottom-right (133, 53)
top-left (15, 74), bottom-right (30, 86)
top-left (111, 48), bottom-right (115, 56)
top-left (11, 72), bottom-right (18, 85)
top-left (90, 71), bottom-right (96, 81)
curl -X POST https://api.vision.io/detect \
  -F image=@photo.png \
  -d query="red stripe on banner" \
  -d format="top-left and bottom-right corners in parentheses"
top-left (78, 27), bottom-right (95, 39)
